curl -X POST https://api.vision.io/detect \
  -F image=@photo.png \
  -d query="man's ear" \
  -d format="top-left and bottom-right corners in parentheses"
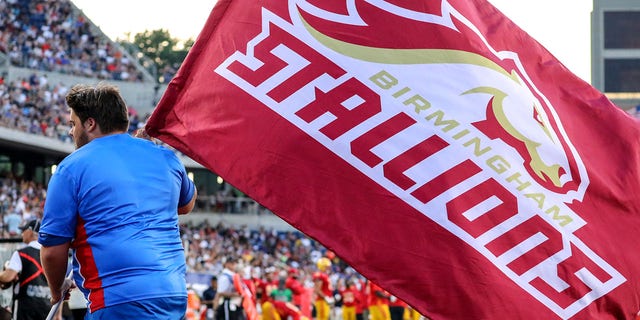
top-left (84, 117), bottom-right (97, 132)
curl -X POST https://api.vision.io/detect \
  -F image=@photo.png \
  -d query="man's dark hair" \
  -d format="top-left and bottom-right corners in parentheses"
top-left (66, 83), bottom-right (129, 133)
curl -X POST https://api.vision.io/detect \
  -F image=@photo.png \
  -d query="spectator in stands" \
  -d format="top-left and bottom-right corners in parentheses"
top-left (39, 83), bottom-right (197, 318)
top-left (160, 65), bottom-right (177, 84)
top-left (2, 206), bottom-right (21, 236)
top-left (20, 202), bottom-right (35, 222)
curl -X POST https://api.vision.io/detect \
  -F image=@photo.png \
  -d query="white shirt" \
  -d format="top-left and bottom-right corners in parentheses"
top-left (7, 241), bottom-right (41, 272)
top-left (217, 268), bottom-right (235, 294)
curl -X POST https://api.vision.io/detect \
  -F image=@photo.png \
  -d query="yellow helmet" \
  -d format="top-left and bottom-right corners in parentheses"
top-left (317, 257), bottom-right (332, 271)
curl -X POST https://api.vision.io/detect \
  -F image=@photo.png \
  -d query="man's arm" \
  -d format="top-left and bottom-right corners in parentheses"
top-left (287, 278), bottom-right (305, 295)
top-left (0, 268), bottom-right (18, 286)
top-left (216, 289), bottom-right (241, 299)
top-left (374, 289), bottom-right (390, 299)
top-left (212, 292), bottom-right (221, 310)
top-left (0, 251), bottom-right (20, 287)
top-left (178, 187), bottom-right (197, 215)
top-left (40, 242), bottom-right (70, 303)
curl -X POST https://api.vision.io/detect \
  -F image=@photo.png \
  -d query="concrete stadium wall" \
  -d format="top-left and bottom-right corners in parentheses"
top-left (0, 125), bottom-right (203, 169)
top-left (0, 126), bottom-right (73, 156)
top-left (6, 66), bottom-right (167, 116)
top-left (179, 212), bottom-right (296, 232)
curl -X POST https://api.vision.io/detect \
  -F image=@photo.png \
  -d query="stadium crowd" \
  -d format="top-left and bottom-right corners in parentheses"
top-left (0, 175), bottom-right (45, 238)
top-left (0, 174), bottom-right (267, 237)
top-left (0, 0), bottom-right (147, 82)
top-left (0, 72), bottom-right (75, 142)
top-left (181, 220), bottom-right (349, 279)
top-left (0, 71), bottom-right (151, 142)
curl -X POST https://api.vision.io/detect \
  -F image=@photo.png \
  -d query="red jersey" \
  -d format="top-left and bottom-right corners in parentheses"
top-left (368, 282), bottom-right (390, 306)
top-left (256, 277), bottom-right (278, 304)
top-left (312, 272), bottom-right (332, 301)
top-left (340, 287), bottom-right (362, 310)
top-left (285, 276), bottom-right (305, 305)
top-left (360, 279), bottom-right (370, 310)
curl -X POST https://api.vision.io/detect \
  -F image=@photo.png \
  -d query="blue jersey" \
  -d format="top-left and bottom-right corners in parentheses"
top-left (39, 134), bottom-right (195, 312)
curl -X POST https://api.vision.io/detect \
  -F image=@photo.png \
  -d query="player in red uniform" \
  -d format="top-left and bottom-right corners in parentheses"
top-left (285, 267), bottom-right (305, 309)
top-left (257, 268), bottom-right (279, 320)
top-left (368, 281), bottom-right (391, 320)
top-left (388, 294), bottom-right (408, 320)
top-left (340, 279), bottom-right (362, 320)
top-left (261, 268), bottom-right (308, 320)
top-left (312, 257), bottom-right (333, 320)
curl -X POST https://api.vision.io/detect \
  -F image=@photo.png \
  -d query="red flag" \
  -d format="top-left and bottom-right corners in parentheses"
top-left (234, 273), bottom-right (259, 320)
top-left (146, 0), bottom-right (640, 319)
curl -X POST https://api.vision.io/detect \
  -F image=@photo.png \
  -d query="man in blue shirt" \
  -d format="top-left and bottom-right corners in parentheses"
top-left (3, 207), bottom-right (22, 236)
top-left (39, 83), bottom-right (197, 319)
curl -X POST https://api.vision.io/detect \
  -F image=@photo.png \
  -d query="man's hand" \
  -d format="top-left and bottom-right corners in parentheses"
top-left (51, 273), bottom-right (75, 304)
top-left (134, 128), bottom-right (153, 141)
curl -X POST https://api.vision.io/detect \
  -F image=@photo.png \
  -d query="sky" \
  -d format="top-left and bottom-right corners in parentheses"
top-left (71, 0), bottom-right (593, 82)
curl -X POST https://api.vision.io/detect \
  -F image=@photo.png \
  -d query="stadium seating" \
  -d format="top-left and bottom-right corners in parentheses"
top-left (0, 0), bottom-right (150, 82)
top-left (0, 0), bottom-right (288, 250)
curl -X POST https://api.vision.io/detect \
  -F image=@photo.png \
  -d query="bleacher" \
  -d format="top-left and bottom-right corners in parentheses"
top-left (5, 65), bottom-right (163, 115)
top-left (0, 0), bottom-right (293, 232)
top-left (0, 0), bottom-right (167, 116)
